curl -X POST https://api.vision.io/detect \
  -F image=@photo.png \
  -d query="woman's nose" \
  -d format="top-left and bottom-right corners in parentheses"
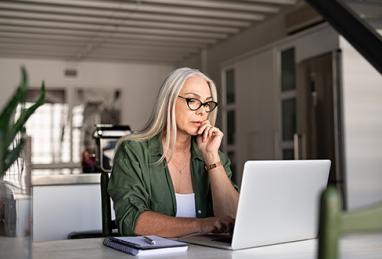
top-left (196, 106), bottom-right (208, 116)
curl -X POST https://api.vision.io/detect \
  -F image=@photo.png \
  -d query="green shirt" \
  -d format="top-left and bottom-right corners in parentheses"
top-left (108, 134), bottom-right (236, 235)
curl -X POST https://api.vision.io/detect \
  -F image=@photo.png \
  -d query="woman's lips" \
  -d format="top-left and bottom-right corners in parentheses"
top-left (192, 121), bottom-right (202, 127)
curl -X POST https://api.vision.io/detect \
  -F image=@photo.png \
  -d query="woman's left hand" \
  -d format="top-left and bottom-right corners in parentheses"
top-left (196, 120), bottom-right (223, 161)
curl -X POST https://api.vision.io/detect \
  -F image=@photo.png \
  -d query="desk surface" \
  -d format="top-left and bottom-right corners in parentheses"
top-left (33, 234), bottom-right (382, 259)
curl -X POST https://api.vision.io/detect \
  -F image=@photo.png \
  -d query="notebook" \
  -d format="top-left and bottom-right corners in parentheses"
top-left (103, 235), bottom-right (188, 256)
top-left (180, 160), bottom-right (331, 250)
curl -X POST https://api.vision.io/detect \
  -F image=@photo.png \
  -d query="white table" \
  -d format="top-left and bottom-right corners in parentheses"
top-left (32, 234), bottom-right (382, 259)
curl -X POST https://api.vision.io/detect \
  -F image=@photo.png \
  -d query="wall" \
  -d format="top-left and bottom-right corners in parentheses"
top-left (0, 58), bottom-right (173, 130)
top-left (180, 4), bottom-right (292, 88)
top-left (234, 48), bottom-right (277, 185)
top-left (219, 24), bottom-right (339, 182)
top-left (340, 38), bottom-right (382, 209)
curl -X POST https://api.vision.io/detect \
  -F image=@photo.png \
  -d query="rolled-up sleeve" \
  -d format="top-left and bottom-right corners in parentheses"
top-left (219, 150), bottom-right (239, 191)
top-left (108, 142), bottom-right (150, 235)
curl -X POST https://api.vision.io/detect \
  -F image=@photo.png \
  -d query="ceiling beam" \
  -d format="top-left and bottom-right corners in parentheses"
top-left (0, 18), bottom-right (229, 39)
top-left (0, 32), bottom-right (209, 48)
top-left (0, 26), bottom-right (219, 44)
top-left (139, 0), bottom-right (279, 13)
top-left (240, 0), bottom-right (297, 4)
top-left (5, 0), bottom-right (265, 20)
top-left (0, 38), bottom-right (200, 55)
top-left (0, 3), bottom-right (252, 27)
top-left (0, 11), bottom-right (240, 34)
top-left (0, 34), bottom-right (204, 50)
top-left (0, 51), bottom-right (177, 64)
top-left (0, 44), bottom-right (186, 59)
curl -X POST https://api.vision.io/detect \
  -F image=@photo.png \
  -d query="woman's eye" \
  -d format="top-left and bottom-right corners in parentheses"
top-left (188, 99), bottom-right (197, 103)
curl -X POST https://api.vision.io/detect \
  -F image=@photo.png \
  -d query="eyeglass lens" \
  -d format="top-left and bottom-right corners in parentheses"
top-left (186, 98), bottom-right (217, 112)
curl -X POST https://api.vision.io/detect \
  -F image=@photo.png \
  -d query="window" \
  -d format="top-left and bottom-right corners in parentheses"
top-left (280, 47), bottom-right (297, 160)
top-left (17, 89), bottom-right (83, 173)
top-left (18, 88), bottom-right (122, 174)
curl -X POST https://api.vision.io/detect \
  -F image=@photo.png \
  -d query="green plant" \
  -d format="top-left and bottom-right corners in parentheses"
top-left (0, 67), bottom-right (45, 178)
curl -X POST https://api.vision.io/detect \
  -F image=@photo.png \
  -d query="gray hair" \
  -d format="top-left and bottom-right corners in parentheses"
top-left (118, 67), bottom-right (218, 164)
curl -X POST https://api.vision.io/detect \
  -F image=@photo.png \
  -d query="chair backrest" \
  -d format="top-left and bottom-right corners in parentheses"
top-left (93, 124), bottom-right (131, 237)
top-left (318, 186), bottom-right (382, 259)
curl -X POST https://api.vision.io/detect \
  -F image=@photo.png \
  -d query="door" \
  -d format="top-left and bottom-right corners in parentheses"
top-left (296, 51), bottom-right (345, 201)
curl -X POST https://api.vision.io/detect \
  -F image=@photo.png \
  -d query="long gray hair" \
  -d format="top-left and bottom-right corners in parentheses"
top-left (118, 67), bottom-right (218, 164)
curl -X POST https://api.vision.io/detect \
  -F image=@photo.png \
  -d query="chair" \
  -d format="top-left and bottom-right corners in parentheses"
top-left (93, 124), bottom-right (131, 237)
top-left (317, 186), bottom-right (382, 259)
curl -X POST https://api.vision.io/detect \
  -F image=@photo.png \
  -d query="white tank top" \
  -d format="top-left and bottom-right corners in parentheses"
top-left (175, 193), bottom-right (196, 218)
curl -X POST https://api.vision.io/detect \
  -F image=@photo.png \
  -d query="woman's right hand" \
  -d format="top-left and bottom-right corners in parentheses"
top-left (198, 216), bottom-right (235, 234)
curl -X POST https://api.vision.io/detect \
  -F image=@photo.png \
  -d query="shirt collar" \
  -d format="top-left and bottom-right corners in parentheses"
top-left (191, 137), bottom-right (203, 161)
top-left (149, 133), bottom-right (163, 158)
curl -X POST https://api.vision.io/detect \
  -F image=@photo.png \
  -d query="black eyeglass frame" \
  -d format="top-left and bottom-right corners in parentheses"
top-left (177, 96), bottom-right (218, 113)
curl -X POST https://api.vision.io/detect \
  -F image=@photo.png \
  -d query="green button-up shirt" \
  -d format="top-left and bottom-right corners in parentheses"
top-left (108, 134), bottom-right (235, 235)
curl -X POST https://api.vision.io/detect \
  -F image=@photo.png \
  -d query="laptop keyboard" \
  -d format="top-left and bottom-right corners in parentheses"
top-left (211, 235), bottom-right (233, 244)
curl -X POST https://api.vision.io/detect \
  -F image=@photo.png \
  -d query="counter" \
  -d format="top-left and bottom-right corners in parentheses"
top-left (31, 173), bottom-right (107, 241)
top-left (32, 173), bottom-right (101, 186)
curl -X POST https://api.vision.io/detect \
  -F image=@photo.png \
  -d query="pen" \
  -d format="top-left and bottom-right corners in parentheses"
top-left (143, 236), bottom-right (156, 245)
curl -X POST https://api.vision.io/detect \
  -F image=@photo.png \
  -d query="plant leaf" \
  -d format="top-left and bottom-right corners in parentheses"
top-left (0, 66), bottom-right (28, 130)
top-left (3, 138), bottom-right (26, 174)
top-left (5, 82), bottom-right (45, 149)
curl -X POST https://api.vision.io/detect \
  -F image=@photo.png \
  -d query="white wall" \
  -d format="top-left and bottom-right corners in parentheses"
top-left (340, 38), bottom-right (382, 209)
top-left (234, 48), bottom-right (277, 184)
top-left (0, 58), bottom-right (173, 130)
top-left (221, 24), bottom-right (339, 183)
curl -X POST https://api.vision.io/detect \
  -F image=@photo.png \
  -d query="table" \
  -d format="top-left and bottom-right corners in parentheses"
top-left (32, 234), bottom-right (382, 259)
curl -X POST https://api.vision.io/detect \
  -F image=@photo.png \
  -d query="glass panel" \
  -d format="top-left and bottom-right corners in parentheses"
top-left (227, 110), bottom-right (236, 145)
top-left (282, 98), bottom-right (296, 141)
top-left (283, 149), bottom-right (295, 160)
top-left (225, 69), bottom-right (235, 104)
top-left (281, 48), bottom-right (296, 91)
top-left (341, 0), bottom-right (382, 39)
top-left (20, 101), bottom-right (71, 164)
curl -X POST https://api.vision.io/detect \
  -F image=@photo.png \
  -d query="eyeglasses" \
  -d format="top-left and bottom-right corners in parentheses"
top-left (178, 96), bottom-right (218, 113)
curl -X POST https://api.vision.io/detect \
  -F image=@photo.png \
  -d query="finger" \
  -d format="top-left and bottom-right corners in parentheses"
top-left (198, 120), bottom-right (211, 134)
top-left (208, 127), bottom-right (217, 139)
top-left (197, 123), bottom-right (209, 135)
top-left (203, 125), bottom-right (212, 141)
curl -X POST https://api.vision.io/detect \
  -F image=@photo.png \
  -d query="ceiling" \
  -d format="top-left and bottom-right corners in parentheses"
top-left (0, 0), bottom-right (298, 64)
top-left (342, 0), bottom-right (382, 37)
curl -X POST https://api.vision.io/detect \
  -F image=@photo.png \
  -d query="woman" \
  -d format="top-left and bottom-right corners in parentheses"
top-left (108, 67), bottom-right (239, 237)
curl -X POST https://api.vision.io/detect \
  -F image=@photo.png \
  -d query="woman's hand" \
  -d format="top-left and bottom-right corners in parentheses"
top-left (196, 120), bottom-right (223, 163)
top-left (198, 216), bottom-right (235, 234)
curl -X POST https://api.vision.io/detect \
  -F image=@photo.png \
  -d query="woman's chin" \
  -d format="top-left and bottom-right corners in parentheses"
top-left (188, 128), bottom-right (199, 136)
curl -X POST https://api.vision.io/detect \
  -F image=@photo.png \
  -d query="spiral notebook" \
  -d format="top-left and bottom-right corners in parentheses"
top-left (103, 235), bottom-right (188, 256)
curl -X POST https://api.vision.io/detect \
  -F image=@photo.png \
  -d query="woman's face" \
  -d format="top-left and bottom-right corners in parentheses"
top-left (175, 76), bottom-right (213, 136)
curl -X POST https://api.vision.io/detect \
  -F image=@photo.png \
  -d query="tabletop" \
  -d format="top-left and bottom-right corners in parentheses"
top-left (32, 234), bottom-right (382, 259)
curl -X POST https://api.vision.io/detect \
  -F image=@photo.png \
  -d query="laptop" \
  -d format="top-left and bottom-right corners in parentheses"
top-left (180, 160), bottom-right (331, 250)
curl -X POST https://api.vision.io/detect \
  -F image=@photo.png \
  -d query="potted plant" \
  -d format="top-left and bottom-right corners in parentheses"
top-left (0, 67), bottom-right (45, 258)
top-left (0, 67), bottom-right (45, 178)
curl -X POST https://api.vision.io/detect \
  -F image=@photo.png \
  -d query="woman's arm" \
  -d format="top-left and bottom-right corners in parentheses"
top-left (197, 121), bottom-right (240, 219)
top-left (204, 154), bottom-right (239, 218)
top-left (135, 211), bottom-right (234, 237)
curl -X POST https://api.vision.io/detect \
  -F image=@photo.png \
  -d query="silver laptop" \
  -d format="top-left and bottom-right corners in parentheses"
top-left (180, 160), bottom-right (331, 250)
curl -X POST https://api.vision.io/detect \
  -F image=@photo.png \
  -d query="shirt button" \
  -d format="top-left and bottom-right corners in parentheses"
top-left (198, 210), bottom-right (202, 214)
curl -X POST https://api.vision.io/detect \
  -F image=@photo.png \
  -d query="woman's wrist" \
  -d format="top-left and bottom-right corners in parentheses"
top-left (203, 152), bottom-right (220, 165)
top-left (205, 161), bottom-right (222, 172)
top-left (194, 218), bottom-right (204, 234)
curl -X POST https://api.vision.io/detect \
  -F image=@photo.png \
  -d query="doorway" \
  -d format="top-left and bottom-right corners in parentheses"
top-left (296, 51), bottom-right (346, 204)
